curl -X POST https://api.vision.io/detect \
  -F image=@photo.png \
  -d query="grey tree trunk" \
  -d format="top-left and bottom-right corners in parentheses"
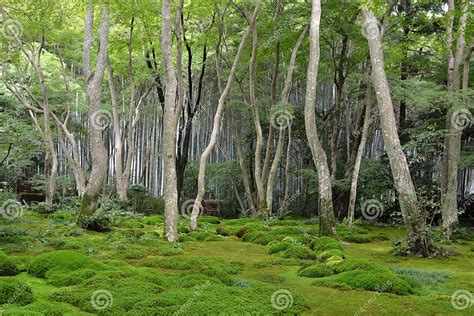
top-left (304, 0), bottom-right (337, 237)
top-left (441, 0), bottom-right (469, 239)
top-left (348, 80), bottom-right (372, 227)
top-left (191, 3), bottom-right (260, 230)
top-left (162, 0), bottom-right (179, 242)
top-left (249, 27), bottom-right (266, 212)
top-left (266, 24), bottom-right (308, 214)
top-left (0, 6), bottom-right (57, 211)
top-left (363, 8), bottom-right (435, 256)
top-left (79, 5), bottom-right (110, 222)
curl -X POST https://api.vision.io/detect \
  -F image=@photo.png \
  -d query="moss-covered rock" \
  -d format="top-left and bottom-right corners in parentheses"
top-left (298, 264), bottom-right (333, 278)
top-left (0, 279), bottom-right (34, 306)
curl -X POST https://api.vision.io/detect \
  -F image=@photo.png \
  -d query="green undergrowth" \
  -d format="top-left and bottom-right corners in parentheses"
top-left (2, 249), bottom-right (309, 314)
top-left (1, 211), bottom-right (473, 315)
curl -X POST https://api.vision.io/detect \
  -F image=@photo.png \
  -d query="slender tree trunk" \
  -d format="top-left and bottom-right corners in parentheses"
top-left (304, 0), bottom-right (337, 237)
top-left (228, 111), bottom-right (257, 215)
top-left (266, 24), bottom-right (308, 214)
top-left (0, 7), bottom-right (57, 211)
top-left (282, 126), bottom-right (292, 214)
top-left (249, 26), bottom-right (266, 212)
top-left (79, 5), bottom-right (110, 222)
top-left (262, 0), bottom-right (282, 189)
top-left (441, 1), bottom-right (469, 239)
top-left (364, 8), bottom-right (435, 256)
top-left (191, 3), bottom-right (260, 230)
top-left (162, 0), bottom-right (179, 242)
top-left (348, 81), bottom-right (372, 227)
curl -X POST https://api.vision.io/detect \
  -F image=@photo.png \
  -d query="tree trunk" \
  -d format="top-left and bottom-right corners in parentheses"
top-left (79, 5), bottom-right (110, 222)
top-left (348, 80), bottom-right (372, 227)
top-left (266, 24), bottom-right (308, 214)
top-left (162, 0), bottom-right (179, 242)
top-left (441, 0), bottom-right (469, 239)
top-left (249, 27), bottom-right (266, 212)
top-left (363, 8), bottom-right (435, 256)
top-left (304, 0), bottom-right (337, 237)
top-left (228, 111), bottom-right (257, 215)
top-left (191, 3), bottom-right (260, 230)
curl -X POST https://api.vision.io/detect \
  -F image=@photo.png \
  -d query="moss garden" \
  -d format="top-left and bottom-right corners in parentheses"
top-left (0, 211), bottom-right (472, 315)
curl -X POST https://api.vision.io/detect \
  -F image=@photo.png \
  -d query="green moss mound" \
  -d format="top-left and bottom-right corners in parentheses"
top-left (311, 237), bottom-right (343, 252)
top-left (154, 256), bottom-right (242, 285)
top-left (298, 264), bottom-right (333, 278)
top-left (0, 252), bottom-right (19, 276)
top-left (268, 241), bottom-right (292, 254)
top-left (280, 244), bottom-right (316, 260)
top-left (53, 274), bottom-right (308, 314)
top-left (332, 258), bottom-right (387, 274)
top-left (0, 278), bottom-right (34, 306)
top-left (47, 268), bottom-right (98, 287)
top-left (140, 215), bottom-right (164, 225)
top-left (242, 231), bottom-right (273, 245)
top-left (27, 250), bottom-right (103, 278)
top-left (317, 249), bottom-right (345, 261)
top-left (312, 269), bottom-right (416, 295)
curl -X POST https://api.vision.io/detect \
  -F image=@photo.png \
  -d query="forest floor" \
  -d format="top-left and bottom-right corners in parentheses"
top-left (0, 211), bottom-right (473, 315)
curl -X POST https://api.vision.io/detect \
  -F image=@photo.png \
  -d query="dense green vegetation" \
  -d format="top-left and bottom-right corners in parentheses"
top-left (1, 208), bottom-right (473, 315)
top-left (1, 0), bottom-right (473, 314)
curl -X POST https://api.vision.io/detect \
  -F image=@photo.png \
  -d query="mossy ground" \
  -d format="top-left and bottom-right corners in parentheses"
top-left (1, 212), bottom-right (473, 315)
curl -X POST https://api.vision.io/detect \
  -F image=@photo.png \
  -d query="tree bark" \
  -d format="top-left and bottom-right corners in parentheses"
top-left (79, 5), bottom-right (110, 222)
top-left (348, 79), bottom-right (372, 227)
top-left (441, 0), bottom-right (470, 239)
top-left (191, 3), bottom-right (260, 230)
top-left (0, 7), bottom-right (57, 211)
top-left (249, 27), bottom-right (266, 211)
top-left (162, 0), bottom-right (179, 242)
top-left (304, 0), bottom-right (337, 237)
top-left (266, 24), bottom-right (308, 213)
top-left (363, 8), bottom-right (434, 256)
